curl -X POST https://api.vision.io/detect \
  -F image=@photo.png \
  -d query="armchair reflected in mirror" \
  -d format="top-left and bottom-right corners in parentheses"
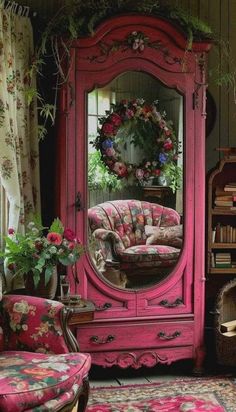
top-left (87, 71), bottom-right (184, 289)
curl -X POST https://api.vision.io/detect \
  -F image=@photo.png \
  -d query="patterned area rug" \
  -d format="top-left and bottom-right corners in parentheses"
top-left (87, 377), bottom-right (236, 411)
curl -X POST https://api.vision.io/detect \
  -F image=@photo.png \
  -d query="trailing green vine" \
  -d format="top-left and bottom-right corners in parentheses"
top-left (28, 0), bottom-right (236, 141)
top-left (27, 0), bottom-right (236, 139)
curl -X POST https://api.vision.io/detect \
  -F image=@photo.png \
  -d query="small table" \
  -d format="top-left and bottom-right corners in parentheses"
top-left (143, 185), bottom-right (172, 204)
top-left (64, 299), bottom-right (95, 326)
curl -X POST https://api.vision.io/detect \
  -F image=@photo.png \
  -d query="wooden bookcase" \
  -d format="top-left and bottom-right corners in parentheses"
top-left (207, 155), bottom-right (236, 275)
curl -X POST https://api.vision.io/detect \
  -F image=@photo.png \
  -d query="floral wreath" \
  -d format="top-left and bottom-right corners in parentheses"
top-left (93, 98), bottom-right (180, 185)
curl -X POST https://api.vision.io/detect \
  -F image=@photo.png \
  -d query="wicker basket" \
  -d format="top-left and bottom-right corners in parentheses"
top-left (215, 278), bottom-right (236, 366)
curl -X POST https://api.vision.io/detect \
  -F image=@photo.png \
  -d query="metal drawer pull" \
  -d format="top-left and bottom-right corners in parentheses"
top-left (157, 331), bottom-right (181, 340)
top-left (95, 302), bottom-right (112, 311)
top-left (90, 335), bottom-right (115, 344)
top-left (159, 298), bottom-right (183, 308)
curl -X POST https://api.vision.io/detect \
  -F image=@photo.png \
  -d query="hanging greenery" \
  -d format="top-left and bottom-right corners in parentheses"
top-left (28, 0), bottom-right (215, 140)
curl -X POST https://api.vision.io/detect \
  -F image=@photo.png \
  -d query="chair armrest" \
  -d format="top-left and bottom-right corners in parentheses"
top-left (92, 228), bottom-right (125, 254)
top-left (1, 295), bottom-right (79, 354)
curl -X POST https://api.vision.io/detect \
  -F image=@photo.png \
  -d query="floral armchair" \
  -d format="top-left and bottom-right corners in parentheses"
top-left (0, 294), bottom-right (91, 412)
top-left (88, 199), bottom-right (182, 273)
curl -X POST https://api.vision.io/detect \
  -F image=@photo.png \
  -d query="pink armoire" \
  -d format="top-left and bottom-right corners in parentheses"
top-left (57, 13), bottom-right (211, 371)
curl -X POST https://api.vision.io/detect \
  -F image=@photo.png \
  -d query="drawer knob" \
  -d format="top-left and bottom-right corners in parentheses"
top-left (95, 302), bottom-right (112, 311)
top-left (157, 331), bottom-right (181, 340)
top-left (90, 334), bottom-right (115, 344)
top-left (159, 298), bottom-right (183, 308)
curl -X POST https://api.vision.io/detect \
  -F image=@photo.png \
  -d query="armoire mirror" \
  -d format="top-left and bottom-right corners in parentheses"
top-left (87, 71), bottom-right (184, 290)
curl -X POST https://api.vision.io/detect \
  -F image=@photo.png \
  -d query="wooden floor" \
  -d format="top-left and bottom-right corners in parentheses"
top-left (89, 359), bottom-right (201, 388)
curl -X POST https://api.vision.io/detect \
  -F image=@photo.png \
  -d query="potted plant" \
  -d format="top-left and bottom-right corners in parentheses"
top-left (1, 218), bottom-right (83, 298)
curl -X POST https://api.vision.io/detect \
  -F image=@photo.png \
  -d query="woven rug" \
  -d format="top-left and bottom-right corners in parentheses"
top-left (87, 377), bottom-right (236, 411)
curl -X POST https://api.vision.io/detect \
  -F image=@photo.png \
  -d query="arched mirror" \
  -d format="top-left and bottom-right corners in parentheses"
top-left (87, 71), bottom-right (184, 290)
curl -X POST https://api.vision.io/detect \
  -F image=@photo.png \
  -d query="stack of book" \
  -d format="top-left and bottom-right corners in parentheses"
top-left (224, 182), bottom-right (236, 192)
top-left (214, 184), bottom-right (236, 210)
top-left (214, 252), bottom-right (231, 268)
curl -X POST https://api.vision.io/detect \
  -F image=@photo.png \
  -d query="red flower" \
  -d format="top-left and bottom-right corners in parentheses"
top-left (153, 169), bottom-right (161, 176)
top-left (110, 113), bottom-right (122, 126)
top-left (163, 141), bottom-right (173, 151)
top-left (63, 228), bottom-right (76, 241)
top-left (47, 232), bottom-right (62, 245)
top-left (35, 241), bottom-right (43, 250)
top-left (8, 228), bottom-right (15, 235)
top-left (101, 122), bottom-right (114, 136)
top-left (68, 242), bottom-right (75, 250)
top-left (7, 263), bottom-right (15, 271)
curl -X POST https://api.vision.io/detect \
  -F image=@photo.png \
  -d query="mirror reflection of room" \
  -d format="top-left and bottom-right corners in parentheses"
top-left (87, 71), bottom-right (184, 290)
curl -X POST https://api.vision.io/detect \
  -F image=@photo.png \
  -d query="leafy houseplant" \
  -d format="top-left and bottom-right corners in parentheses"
top-left (88, 151), bottom-right (122, 191)
top-left (1, 218), bottom-right (83, 291)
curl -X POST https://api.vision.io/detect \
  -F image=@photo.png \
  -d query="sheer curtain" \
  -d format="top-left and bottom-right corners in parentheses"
top-left (0, 5), bottom-right (40, 239)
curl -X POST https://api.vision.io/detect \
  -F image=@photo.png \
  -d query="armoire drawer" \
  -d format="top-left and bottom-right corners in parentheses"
top-left (78, 321), bottom-right (194, 352)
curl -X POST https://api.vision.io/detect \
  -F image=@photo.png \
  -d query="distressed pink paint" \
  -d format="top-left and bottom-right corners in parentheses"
top-left (57, 15), bottom-right (211, 371)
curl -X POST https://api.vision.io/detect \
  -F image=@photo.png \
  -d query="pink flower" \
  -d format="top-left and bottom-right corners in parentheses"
top-left (47, 232), bottom-right (62, 245)
top-left (105, 147), bottom-right (116, 157)
top-left (135, 168), bottom-right (145, 180)
top-left (159, 120), bottom-right (166, 129)
top-left (8, 228), bottom-right (15, 235)
top-left (110, 113), bottom-right (122, 126)
top-left (126, 109), bottom-right (134, 119)
top-left (113, 162), bottom-right (128, 177)
top-left (63, 228), bottom-right (76, 241)
top-left (68, 242), bottom-right (75, 250)
top-left (101, 122), bottom-right (114, 136)
top-left (164, 128), bottom-right (171, 136)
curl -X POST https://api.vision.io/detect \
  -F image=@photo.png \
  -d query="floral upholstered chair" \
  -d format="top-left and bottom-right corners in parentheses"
top-left (0, 294), bottom-right (91, 412)
top-left (88, 199), bottom-right (182, 273)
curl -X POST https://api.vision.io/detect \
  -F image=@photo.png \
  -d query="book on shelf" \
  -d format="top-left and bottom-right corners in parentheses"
top-left (215, 263), bottom-right (232, 268)
top-left (215, 195), bottom-right (234, 201)
top-left (221, 319), bottom-right (236, 332)
top-left (224, 182), bottom-right (236, 192)
top-left (222, 331), bottom-right (236, 337)
top-left (215, 186), bottom-right (236, 196)
top-left (212, 229), bottom-right (216, 243)
top-left (215, 200), bottom-right (233, 207)
top-left (211, 252), bottom-right (215, 268)
top-left (214, 224), bottom-right (236, 243)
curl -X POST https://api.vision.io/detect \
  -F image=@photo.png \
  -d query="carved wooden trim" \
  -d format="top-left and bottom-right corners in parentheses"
top-left (61, 306), bottom-right (80, 352)
top-left (87, 30), bottom-right (182, 66)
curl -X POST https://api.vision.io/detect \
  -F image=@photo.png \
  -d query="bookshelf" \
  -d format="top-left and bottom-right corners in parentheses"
top-left (207, 155), bottom-right (236, 275)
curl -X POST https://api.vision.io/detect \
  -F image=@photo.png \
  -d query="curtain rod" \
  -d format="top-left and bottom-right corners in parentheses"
top-left (0, 0), bottom-right (37, 18)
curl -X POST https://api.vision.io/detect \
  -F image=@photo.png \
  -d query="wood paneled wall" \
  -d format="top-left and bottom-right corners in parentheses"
top-left (15, 0), bottom-right (236, 171)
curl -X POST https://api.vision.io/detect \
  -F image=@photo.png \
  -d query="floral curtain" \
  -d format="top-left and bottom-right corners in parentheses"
top-left (0, 5), bottom-right (40, 236)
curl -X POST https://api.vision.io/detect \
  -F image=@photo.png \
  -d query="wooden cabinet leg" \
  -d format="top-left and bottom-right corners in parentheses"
top-left (193, 346), bottom-right (206, 375)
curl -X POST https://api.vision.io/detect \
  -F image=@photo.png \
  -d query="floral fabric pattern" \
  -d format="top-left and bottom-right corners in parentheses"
top-left (88, 199), bottom-right (180, 267)
top-left (0, 6), bottom-right (40, 234)
top-left (0, 351), bottom-right (91, 412)
top-left (1, 295), bottom-right (69, 354)
top-left (0, 294), bottom-right (91, 411)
